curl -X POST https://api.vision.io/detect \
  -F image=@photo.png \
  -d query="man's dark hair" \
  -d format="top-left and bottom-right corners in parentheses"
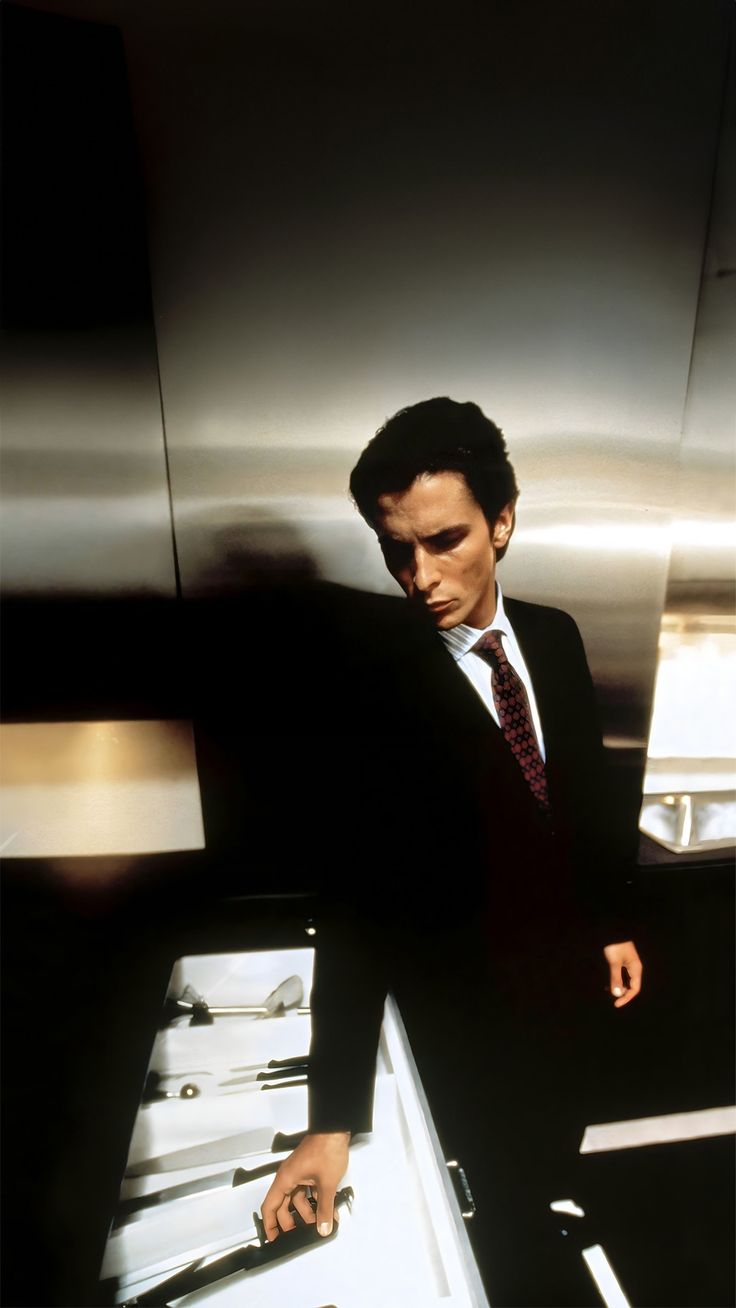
top-left (349, 398), bottom-right (519, 547)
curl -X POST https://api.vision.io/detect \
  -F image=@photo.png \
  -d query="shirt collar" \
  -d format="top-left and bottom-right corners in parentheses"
top-left (439, 584), bottom-right (513, 661)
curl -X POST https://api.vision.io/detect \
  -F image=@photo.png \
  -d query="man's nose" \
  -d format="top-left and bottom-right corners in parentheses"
top-left (412, 547), bottom-right (440, 593)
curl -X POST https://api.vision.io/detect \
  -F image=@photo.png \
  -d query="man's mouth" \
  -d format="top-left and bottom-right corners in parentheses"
top-left (427, 600), bottom-right (454, 614)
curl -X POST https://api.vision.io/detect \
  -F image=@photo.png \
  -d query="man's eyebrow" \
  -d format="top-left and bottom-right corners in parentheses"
top-left (378, 523), bottom-right (470, 544)
top-left (424, 523), bottom-right (470, 542)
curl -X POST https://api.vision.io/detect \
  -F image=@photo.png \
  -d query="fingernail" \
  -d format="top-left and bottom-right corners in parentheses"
top-left (318, 1221), bottom-right (331, 1236)
top-left (612, 986), bottom-right (623, 996)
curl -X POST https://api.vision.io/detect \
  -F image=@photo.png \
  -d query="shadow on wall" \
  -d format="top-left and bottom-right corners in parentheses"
top-left (186, 509), bottom-right (319, 594)
top-left (0, 512), bottom-right (329, 726)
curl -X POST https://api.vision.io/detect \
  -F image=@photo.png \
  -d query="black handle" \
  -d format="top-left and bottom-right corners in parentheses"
top-left (126, 1188), bottom-right (353, 1305)
top-left (232, 1160), bottom-right (279, 1185)
top-left (256, 1063), bottom-right (309, 1082)
top-left (270, 1129), bottom-right (308, 1153)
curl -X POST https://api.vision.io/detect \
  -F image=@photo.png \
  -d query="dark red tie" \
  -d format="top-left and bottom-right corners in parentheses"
top-left (473, 629), bottom-right (550, 814)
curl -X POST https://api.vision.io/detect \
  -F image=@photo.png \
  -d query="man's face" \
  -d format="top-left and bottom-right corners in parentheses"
top-left (374, 471), bottom-right (514, 630)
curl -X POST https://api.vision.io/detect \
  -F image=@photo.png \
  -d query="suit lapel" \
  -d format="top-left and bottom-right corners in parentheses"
top-left (432, 637), bottom-right (500, 734)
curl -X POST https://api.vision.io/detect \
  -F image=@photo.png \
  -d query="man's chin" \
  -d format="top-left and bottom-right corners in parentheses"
top-left (430, 605), bottom-right (462, 629)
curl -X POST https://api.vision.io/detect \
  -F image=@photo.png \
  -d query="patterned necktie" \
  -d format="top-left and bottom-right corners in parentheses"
top-left (473, 629), bottom-right (550, 814)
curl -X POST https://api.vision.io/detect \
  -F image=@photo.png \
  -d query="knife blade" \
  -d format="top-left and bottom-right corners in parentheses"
top-left (113, 1159), bottom-right (283, 1227)
top-left (124, 1127), bottom-right (307, 1177)
top-left (120, 1188), bottom-right (353, 1306)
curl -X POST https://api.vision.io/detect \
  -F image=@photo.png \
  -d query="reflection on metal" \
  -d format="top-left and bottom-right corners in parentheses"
top-left (149, 18), bottom-right (727, 756)
top-left (2, 7), bottom-right (177, 598)
top-left (640, 46), bottom-right (736, 855)
top-left (1, 354), bottom-right (177, 594)
top-left (0, 720), bottom-right (204, 858)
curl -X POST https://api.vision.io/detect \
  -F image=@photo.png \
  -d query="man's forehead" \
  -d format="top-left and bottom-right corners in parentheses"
top-left (375, 470), bottom-right (476, 533)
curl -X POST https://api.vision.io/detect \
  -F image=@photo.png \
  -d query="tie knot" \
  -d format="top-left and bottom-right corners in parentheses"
top-left (473, 629), bottom-right (507, 665)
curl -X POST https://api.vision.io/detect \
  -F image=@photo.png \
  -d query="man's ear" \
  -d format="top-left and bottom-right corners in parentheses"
top-left (491, 501), bottom-right (516, 550)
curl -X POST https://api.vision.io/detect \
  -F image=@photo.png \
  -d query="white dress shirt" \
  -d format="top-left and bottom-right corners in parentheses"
top-left (438, 584), bottom-right (546, 761)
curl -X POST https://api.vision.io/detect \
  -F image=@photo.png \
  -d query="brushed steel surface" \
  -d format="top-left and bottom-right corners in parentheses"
top-left (4, 1), bottom-right (730, 757)
top-left (1, 328), bottom-right (177, 597)
top-left (640, 40), bottom-right (736, 852)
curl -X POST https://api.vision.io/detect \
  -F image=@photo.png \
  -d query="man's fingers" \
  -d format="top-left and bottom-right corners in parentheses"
top-left (315, 1184), bottom-right (337, 1237)
top-left (291, 1188), bottom-right (317, 1225)
top-left (261, 1154), bottom-right (321, 1240)
top-left (614, 964), bottom-right (642, 1007)
top-left (276, 1192), bottom-right (297, 1233)
top-left (609, 963), bottom-right (625, 999)
top-left (261, 1177), bottom-right (290, 1241)
top-left (609, 959), bottom-right (643, 1007)
top-left (614, 985), bottom-right (636, 1007)
top-left (260, 1135), bottom-right (350, 1242)
top-left (604, 941), bottom-right (643, 1008)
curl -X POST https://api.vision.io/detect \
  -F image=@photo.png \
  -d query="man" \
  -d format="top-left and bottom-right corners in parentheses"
top-left (261, 398), bottom-right (643, 1304)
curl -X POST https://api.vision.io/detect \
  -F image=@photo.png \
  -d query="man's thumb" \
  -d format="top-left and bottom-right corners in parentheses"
top-left (316, 1189), bottom-right (336, 1237)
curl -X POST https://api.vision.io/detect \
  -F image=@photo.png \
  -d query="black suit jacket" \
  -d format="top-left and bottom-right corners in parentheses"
top-left (306, 595), bottom-right (636, 1135)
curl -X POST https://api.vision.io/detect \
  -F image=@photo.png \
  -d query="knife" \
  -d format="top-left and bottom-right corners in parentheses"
top-left (124, 1127), bottom-right (307, 1177)
top-left (152, 1053), bottom-right (310, 1084)
top-left (165, 976), bottom-right (308, 1025)
top-left (113, 1158), bottom-right (285, 1227)
top-left (144, 1062), bottom-right (309, 1101)
top-left (120, 1188), bottom-right (354, 1306)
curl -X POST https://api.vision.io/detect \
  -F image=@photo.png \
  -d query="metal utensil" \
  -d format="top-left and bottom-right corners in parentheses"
top-left (169, 975), bottom-right (307, 1025)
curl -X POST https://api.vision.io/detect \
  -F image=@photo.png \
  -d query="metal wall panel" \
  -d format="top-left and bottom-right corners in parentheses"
top-left (6, 0), bottom-right (731, 753)
top-left (130, 0), bottom-right (728, 744)
top-left (1, 6), bottom-right (176, 598)
top-left (641, 34), bottom-right (736, 853)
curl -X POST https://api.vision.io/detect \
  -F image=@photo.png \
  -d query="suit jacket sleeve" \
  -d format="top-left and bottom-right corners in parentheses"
top-left (307, 897), bottom-right (390, 1134)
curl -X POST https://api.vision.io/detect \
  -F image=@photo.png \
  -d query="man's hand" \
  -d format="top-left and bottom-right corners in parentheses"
top-left (261, 1131), bottom-right (350, 1241)
top-left (603, 940), bottom-right (643, 1007)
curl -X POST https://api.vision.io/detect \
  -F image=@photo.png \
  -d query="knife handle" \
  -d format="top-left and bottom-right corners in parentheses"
top-left (232, 1160), bottom-right (280, 1185)
top-left (256, 1064), bottom-right (308, 1082)
top-left (270, 1129), bottom-right (308, 1153)
top-left (125, 1189), bottom-right (353, 1304)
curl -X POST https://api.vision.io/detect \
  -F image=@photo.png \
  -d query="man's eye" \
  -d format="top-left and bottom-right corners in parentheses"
top-left (381, 540), bottom-right (410, 566)
top-left (434, 533), bottom-right (463, 550)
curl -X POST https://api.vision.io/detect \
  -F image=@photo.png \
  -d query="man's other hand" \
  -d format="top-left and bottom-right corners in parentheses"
top-left (261, 1131), bottom-right (350, 1241)
top-left (603, 940), bottom-right (643, 1007)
